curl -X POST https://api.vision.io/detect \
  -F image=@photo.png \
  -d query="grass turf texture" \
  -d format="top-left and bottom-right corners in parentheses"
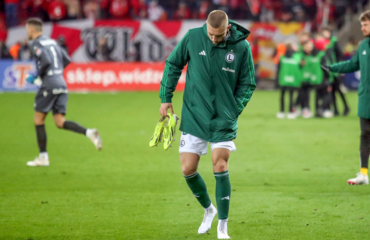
top-left (0, 91), bottom-right (368, 239)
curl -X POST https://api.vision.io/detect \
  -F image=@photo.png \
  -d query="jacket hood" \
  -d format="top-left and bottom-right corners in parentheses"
top-left (202, 19), bottom-right (250, 45)
top-left (228, 20), bottom-right (250, 43)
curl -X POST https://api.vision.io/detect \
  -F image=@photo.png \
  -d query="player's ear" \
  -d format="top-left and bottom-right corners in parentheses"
top-left (227, 24), bottom-right (231, 30)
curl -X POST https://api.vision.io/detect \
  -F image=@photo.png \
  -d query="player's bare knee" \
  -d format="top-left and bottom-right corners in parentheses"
top-left (54, 119), bottom-right (64, 129)
top-left (182, 164), bottom-right (197, 176)
top-left (34, 117), bottom-right (44, 125)
top-left (212, 158), bottom-right (228, 172)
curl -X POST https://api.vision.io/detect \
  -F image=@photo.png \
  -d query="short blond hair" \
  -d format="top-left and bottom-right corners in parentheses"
top-left (207, 10), bottom-right (228, 28)
top-left (359, 10), bottom-right (370, 22)
top-left (26, 18), bottom-right (43, 32)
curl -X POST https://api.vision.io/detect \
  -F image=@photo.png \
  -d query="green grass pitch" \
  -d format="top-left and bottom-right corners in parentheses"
top-left (0, 91), bottom-right (369, 239)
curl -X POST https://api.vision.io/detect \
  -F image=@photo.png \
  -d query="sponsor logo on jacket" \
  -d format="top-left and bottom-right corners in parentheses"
top-left (222, 67), bottom-right (235, 73)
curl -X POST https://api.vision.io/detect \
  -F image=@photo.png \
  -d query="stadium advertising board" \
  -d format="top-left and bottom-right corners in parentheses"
top-left (64, 63), bottom-right (186, 91)
top-left (0, 61), bottom-right (186, 92)
top-left (0, 60), bottom-right (38, 91)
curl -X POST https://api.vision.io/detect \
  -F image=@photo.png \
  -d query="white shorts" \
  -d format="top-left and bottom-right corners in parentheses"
top-left (179, 132), bottom-right (236, 156)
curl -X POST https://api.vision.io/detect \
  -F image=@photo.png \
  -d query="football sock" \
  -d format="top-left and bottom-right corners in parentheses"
top-left (215, 171), bottom-right (231, 220)
top-left (39, 152), bottom-right (49, 159)
top-left (361, 168), bottom-right (368, 176)
top-left (86, 129), bottom-right (93, 137)
top-left (63, 121), bottom-right (87, 135)
top-left (184, 172), bottom-right (211, 209)
top-left (35, 124), bottom-right (47, 153)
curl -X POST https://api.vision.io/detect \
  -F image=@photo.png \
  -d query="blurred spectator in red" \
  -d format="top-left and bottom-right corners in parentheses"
top-left (109, 0), bottom-right (131, 19)
top-left (314, 32), bottom-right (329, 50)
top-left (0, 13), bottom-right (8, 40)
top-left (9, 41), bottom-right (21, 60)
top-left (131, 0), bottom-right (148, 19)
top-left (48, 0), bottom-right (67, 21)
top-left (316, 0), bottom-right (335, 28)
top-left (148, 1), bottom-right (166, 21)
top-left (5, 0), bottom-right (19, 27)
top-left (198, 1), bottom-right (211, 19)
top-left (31, 0), bottom-right (51, 22)
top-left (0, 41), bottom-right (12, 59)
top-left (302, 0), bottom-right (317, 20)
top-left (99, 0), bottom-right (111, 19)
top-left (174, 2), bottom-right (190, 20)
top-left (65, 0), bottom-right (81, 20)
top-left (83, 0), bottom-right (100, 19)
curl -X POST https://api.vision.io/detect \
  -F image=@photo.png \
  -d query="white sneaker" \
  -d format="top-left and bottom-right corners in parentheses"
top-left (322, 110), bottom-right (333, 118)
top-left (27, 156), bottom-right (49, 167)
top-left (287, 112), bottom-right (297, 119)
top-left (217, 219), bottom-right (230, 239)
top-left (276, 112), bottom-right (285, 119)
top-left (293, 108), bottom-right (301, 117)
top-left (198, 204), bottom-right (217, 234)
top-left (347, 173), bottom-right (369, 185)
top-left (302, 108), bottom-right (312, 119)
top-left (88, 129), bottom-right (102, 150)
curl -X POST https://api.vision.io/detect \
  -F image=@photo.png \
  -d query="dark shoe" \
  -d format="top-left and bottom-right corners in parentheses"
top-left (343, 107), bottom-right (350, 116)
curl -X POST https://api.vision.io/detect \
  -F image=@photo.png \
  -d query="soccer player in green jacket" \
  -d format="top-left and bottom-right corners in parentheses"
top-left (159, 10), bottom-right (256, 239)
top-left (324, 10), bottom-right (370, 185)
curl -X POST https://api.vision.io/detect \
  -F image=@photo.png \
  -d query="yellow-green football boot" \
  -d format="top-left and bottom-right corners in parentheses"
top-left (163, 113), bottom-right (180, 150)
top-left (149, 116), bottom-right (168, 147)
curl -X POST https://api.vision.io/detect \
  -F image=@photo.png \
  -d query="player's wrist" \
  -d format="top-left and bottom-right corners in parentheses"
top-left (161, 98), bottom-right (172, 103)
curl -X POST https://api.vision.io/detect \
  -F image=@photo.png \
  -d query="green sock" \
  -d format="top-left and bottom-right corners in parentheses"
top-left (215, 170), bottom-right (231, 220)
top-left (184, 172), bottom-right (211, 209)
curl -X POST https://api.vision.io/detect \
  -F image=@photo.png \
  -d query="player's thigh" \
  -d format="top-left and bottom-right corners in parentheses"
top-left (210, 141), bottom-right (236, 168)
top-left (52, 93), bottom-right (68, 115)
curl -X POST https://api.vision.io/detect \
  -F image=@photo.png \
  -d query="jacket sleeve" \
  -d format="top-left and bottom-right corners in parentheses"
top-left (159, 31), bottom-right (190, 103)
top-left (329, 49), bottom-right (360, 73)
top-left (235, 42), bottom-right (257, 115)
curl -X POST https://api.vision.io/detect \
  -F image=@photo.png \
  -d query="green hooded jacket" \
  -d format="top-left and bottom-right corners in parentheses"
top-left (329, 38), bottom-right (370, 119)
top-left (159, 20), bottom-right (256, 142)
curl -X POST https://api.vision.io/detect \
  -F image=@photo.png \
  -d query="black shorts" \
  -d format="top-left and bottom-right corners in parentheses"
top-left (34, 88), bottom-right (68, 115)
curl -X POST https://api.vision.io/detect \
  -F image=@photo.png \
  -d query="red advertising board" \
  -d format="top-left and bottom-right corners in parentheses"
top-left (64, 63), bottom-right (186, 91)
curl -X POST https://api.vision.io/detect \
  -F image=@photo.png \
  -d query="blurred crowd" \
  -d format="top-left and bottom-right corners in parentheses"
top-left (0, 0), bottom-right (368, 28)
top-left (274, 27), bottom-right (358, 120)
top-left (0, 0), bottom-right (366, 64)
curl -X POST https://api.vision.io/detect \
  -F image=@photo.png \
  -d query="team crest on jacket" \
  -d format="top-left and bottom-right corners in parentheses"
top-left (225, 52), bottom-right (235, 63)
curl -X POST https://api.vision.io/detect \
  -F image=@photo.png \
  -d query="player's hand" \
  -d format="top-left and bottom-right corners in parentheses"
top-left (160, 103), bottom-right (174, 117)
top-left (26, 73), bottom-right (38, 84)
top-left (321, 64), bottom-right (330, 73)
